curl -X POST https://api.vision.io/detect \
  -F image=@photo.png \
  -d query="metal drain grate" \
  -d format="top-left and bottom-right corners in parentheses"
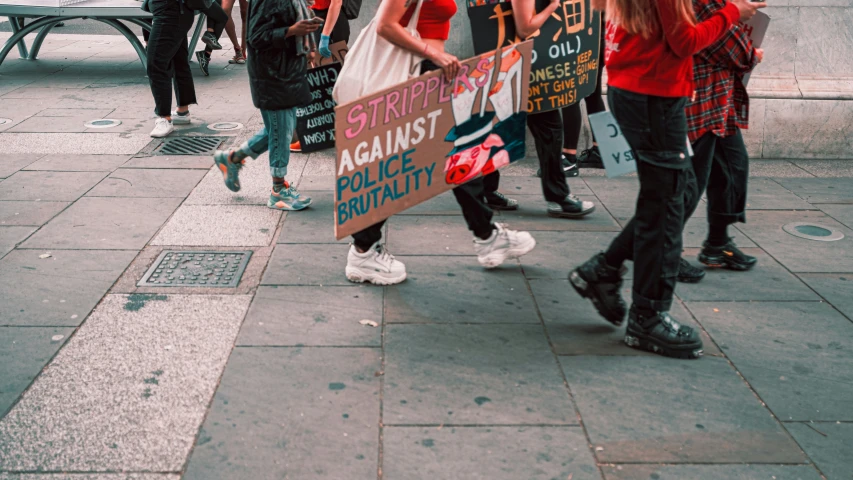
top-left (138, 251), bottom-right (253, 288)
top-left (155, 136), bottom-right (224, 156)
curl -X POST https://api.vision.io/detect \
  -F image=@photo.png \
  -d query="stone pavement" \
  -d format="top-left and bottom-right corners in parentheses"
top-left (2, 32), bottom-right (853, 480)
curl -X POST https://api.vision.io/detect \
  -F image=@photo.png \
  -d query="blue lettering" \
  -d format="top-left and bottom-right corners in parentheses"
top-left (385, 154), bottom-right (400, 179)
top-left (351, 171), bottom-right (363, 193)
top-left (364, 166), bottom-right (377, 189)
top-left (336, 176), bottom-right (350, 202)
top-left (348, 197), bottom-right (360, 217)
top-left (337, 202), bottom-right (348, 225)
top-left (424, 162), bottom-right (436, 187)
top-left (401, 148), bottom-right (416, 174)
top-left (382, 184), bottom-right (395, 205)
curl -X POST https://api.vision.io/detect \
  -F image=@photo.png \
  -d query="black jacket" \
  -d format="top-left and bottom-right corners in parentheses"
top-left (246, 0), bottom-right (311, 110)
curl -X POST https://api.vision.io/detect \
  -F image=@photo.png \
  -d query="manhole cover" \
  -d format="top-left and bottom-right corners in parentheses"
top-left (0, 118), bottom-right (11, 125)
top-left (782, 222), bottom-right (845, 242)
top-left (138, 250), bottom-right (252, 288)
top-left (208, 122), bottom-right (244, 131)
top-left (154, 136), bottom-right (224, 156)
top-left (84, 119), bottom-right (122, 128)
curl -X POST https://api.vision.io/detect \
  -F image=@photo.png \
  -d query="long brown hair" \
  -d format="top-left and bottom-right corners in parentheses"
top-left (606, 0), bottom-right (696, 39)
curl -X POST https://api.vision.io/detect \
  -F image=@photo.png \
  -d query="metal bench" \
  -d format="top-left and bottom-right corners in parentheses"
top-left (0, 0), bottom-right (206, 69)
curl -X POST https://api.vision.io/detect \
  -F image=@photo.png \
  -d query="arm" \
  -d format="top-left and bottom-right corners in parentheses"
top-left (323, 0), bottom-right (343, 37)
top-left (657, 0), bottom-right (740, 58)
top-left (698, 23), bottom-right (758, 74)
top-left (247, 1), bottom-right (319, 51)
top-left (510, 0), bottom-right (560, 40)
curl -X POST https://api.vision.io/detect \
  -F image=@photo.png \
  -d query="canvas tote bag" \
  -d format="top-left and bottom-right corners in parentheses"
top-left (333, 0), bottom-right (425, 105)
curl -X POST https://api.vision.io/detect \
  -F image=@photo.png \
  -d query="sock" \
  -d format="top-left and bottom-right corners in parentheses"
top-left (229, 150), bottom-right (248, 163)
top-left (272, 178), bottom-right (286, 193)
top-left (475, 226), bottom-right (497, 242)
top-left (176, 110), bottom-right (189, 117)
top-left (707, 223), bottom-right (729, 247)
top-left (563, 152), bottom-right (578, 164)
top-left (603, 248), bottom-right (627, 270)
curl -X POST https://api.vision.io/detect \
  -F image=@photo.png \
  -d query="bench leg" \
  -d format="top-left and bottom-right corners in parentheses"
top-left (29, 18), bottom-right (68, 60)
top-left (0, 16), bottom-right (72, 69)
top-left (93, 18), bottom-right (147, 69)
top-left (8, 17), bottom-right (29, 59)
top-left (188, 12), bottom-right (206, 63)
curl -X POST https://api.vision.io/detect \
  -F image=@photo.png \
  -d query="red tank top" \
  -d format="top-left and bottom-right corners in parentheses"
top-left (312, 0), bottom-right (332, 10)
top-left (400, 0), bottom-right (458, 41)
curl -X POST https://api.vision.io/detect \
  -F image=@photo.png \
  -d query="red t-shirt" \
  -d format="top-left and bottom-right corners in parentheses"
top-left (400, 0), bottom-right (458, 41)
top-left (313, 0), bottom-right (332, 10)
top-left (604, 0), bottom-right (739, 98)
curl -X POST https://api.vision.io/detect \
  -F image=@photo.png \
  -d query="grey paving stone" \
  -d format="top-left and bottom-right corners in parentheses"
top-left (746, 178), bottom-right (818, 210)
top-left (499, 175), bottom-right (593, 197)
top-left (794, 159), bottom-right (853, 178)
top-left (736, 211), bottom-right (853, 272)
top-left (151, 205), bottom-right (280, 247)
top-left (0, 202), bottom-right (69, 227)
top-left (682, 216), bottom-right (757, 248)
top-left (7, 115), bottom-right (91, 133)
top-left (676, 248), bottom-right (819, 301)
top-left (816, 203), bottom-right (853, 230)
top-left (688, 302), bottom-right (853, 421)
top-left (383, 426), bottom-right (600, 480)
top-left (796, 274), bottom-right (853, 320)
top-left (261, 243), bottom-right (351, 286)
top-left (386, 215), bottom-right (476, 255)
top-left (35, 108), bottom-right (116, 118)
top-left (0, 154), bottom-right (39, 179)
top-left (774, 178), bottom-right (853, 204)
top-left (0, 327), bottom-right (72, 416)
top-left (0, 171), bottom-right (108, 201)
top-left (296, 174), bottom-right (334, 191)
top-left (0, 226), bottom-right (35, 258)
top-left (517, 231), bottom-right (625, 279)
top-left (0, 294), bottom-right (251, 472)
top-left (398, 191), bottom-right (463, 215)
top-left (0, 133), bottom-right (152, 155)
top-left (22, 197), bottom-right (182, 250)
top-left (22, 155), bottom-right (130, 172)
top-left (786, 422), bottom-right (853, 480)
top-left (561, 355), bottom-right (806, 463)
top-left (183, 347), bottom-right (380, 480)
top-left (385, 256), bottom-right (539, 324)
top-left (0, 249), bottom-right (137, 327)
top-left (122, 156), bottom-right (214, 170)
top-left (582, 176), bottom-right (641, 224)
top-left (384, 324), bottom-right (576, 425)
top-left (86, 168), bottom-right (206, 198)
top-left (603, 464), bottom-right (821, 480)
top-left (277, 192), bottom-right (358, 244)
top-left (237, 286), bottom-right (382, 346)
top-left (184, 159), bottom-right (274, 206)
top-left (498, 196), bottom-right (621, 232)
top-left (0, 475), bottom-right (179, 480)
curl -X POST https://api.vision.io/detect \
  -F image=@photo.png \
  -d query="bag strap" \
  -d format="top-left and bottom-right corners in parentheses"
top-left (405, 0), bottom-right (426, 35)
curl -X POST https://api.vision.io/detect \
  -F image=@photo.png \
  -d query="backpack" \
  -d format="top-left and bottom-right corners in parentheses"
top-left (342, 0), bottom-right (362, 20)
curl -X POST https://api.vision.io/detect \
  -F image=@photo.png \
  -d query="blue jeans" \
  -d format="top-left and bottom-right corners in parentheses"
top-left (237, 109), bottom-right (296, 178)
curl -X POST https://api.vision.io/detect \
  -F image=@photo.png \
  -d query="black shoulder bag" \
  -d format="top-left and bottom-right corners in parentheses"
top-left (342, 0), bottom-right (362, 20)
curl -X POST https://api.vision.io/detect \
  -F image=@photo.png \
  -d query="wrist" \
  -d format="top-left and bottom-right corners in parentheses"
top-left (321, 34), bottom-right (330, 40)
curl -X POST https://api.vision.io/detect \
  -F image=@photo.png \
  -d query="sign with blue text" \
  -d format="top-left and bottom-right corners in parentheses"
top-left (588, 111), bottom-right (637, 178)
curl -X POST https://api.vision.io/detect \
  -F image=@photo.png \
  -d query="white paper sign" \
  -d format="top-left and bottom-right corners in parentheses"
top-left (739, 11), bottom-right (771, 86)
top-left (588, 112), bottom-right (638, 178)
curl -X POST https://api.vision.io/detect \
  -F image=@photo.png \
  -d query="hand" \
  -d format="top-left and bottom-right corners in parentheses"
top-left (754, 48), bottom-right (764, 63)
top-left (288, 19), bottom-right (321, 37)
top-left (731, 0), bottom-right (766, 21)
top-left (429, 49), bottom-right (461, 82)
top-left (548, 0), bottom-right (561, 13)
top-left (319, 34), bottom-right (332, 58)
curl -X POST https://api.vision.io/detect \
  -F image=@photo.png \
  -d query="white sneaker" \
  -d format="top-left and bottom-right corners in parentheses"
top-left (150, 118), bottom-right (174, 137)
top-left (171, 111), bottom-right (191, 125)
top-left (345, 242), bottom-right (407, 285)
top-left (474, 223), bottom-right (536, 268)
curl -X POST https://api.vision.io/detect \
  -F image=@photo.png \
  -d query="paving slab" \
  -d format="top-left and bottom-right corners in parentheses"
top-left (22, 155), bottom-right (130, 172)
top-left (184, 159), bottom-right (274, 206)
top-left (151, 205), bottom-right (280, 247)
top-left (22, 197), bottom-right (182, 250)
top-left (498, 196), bottom-right (621, 232)
top-left (384, 324), bottom-right (576, 425)
top-left (398, 191), bottom-right (464, 215)
top-left (0, 133), bottom-right (152, 155)
top-left (86, 168), bottom-right (206, 198)
top-left (0, 327), bottom-right (72, 416)
top-left (582, 176), bottom-right (641, 224)
top-left (7, 115), bottom-right (92, 133)
top-left (815, 203), bottom-right (853, 230)
top-left (386, 215), bottom-right (477, 255)
top-left (385, 256), bottom-right (539, 324)
top-left (183, 347), bottom-right (380, 480)
top-left (0, 226), bottom-right (35, 258)
top-left (383, 426), bottom-right (600, 480)
top-left (736, 210), bottom-right (853, 272)
top-left (35, 108), bottom-right (116, 118)
top-left (688, 301), bottom-right (853, 421)
top-left (603, 464), bottom-right (822, 480)
top-left (676, 248), bottom-right (819, 302)
top-left (0, 171), bottom-right (108, 201)
top-left (794, 159), bottom-right (853, 178)
top-left (774, 178), bottom-right (853, 204)
top-left (122, 156), bottom-right (214, 170)
top-left (786, 422), bottom-right (853, 480)
top-left (276, 192), bottom-right (352, 244)
top-left (0, 475), bottom-right (179, 480)
top-left (561, 355), bottom-right (806, 463)
top-left (237, 286), bottom-right (382, 346)
top-left (296, 174), bottom-right (334, 192)
top-left (796, 273), bottom-right (853, 320)
top-left (0, 154), bottom-right (39, 179)
top-left (746, 178), bottom-right (819, 210)
top-left (517, 231), bottom-right (627, 279)
top-left (0, 294), bottom-right (251, 472)
top-left (499, 175), bottom-right (593, 197)
top-left (0, 201), bottom-right (69, 227)
top-left (261, 243), bottom-right (351, 286)
top-left (682, 216), bottom-right (757, 248)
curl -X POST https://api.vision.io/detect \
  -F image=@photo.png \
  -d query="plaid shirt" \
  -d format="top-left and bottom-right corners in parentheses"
top-left (686, 0), bottom-right (759, 143)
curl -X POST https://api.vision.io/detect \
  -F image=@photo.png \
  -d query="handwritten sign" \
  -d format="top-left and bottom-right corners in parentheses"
top-left (295, 42), bottom-right (349, 153)
top-left (739, 11), bottom-right (770, 86)
top-left (466, 0), bottom-right (600, 113)
top-left (334, 41), bottom-right (534, 239)
top-left (588, 111), bottom-right (637, 178)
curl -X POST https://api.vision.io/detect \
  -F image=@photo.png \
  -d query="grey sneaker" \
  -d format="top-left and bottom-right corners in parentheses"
top-left (268, 183), bottom-right (312, 211)
top-left (345, 242), bottom-right (407, 285)
top-left (473, 223), bottom-right (536, 269)
top-left (213, 150), bottom-right (243, 192)
top-left (547, 194), bottom-right (595, 218)
top-left (195, 51), bottom-right (210, 76)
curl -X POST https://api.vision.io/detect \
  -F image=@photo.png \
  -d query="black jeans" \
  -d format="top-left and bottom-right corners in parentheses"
top-left (147, 0), bottom-right (197, 117)
top-left (686, 130), bottom-right (749, 228)
top-left (313, 8), bottom-right (351, 44)
top-left (528, 109), bottom-right (571, 202)
top-left (603, 87), bottom-right (696, 312)
top-left (204, 0), bottom-right (230, 49)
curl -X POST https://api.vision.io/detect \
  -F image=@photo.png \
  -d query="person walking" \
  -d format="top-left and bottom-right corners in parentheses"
top-left (343, 0), bottom-right (536, 286)
top-left (211, 0), bottom-right (321, 212)
top-left (146, 0), bottom-right (199, 137)
top-left (568, 0), bottom-right (765, 359)
top-left (194, 0), bottom-right (233, 76)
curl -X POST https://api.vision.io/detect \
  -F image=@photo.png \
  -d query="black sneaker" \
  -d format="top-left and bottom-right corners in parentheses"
top-left (484, 191), bottom-right (519, 211)
top-left (201, 32), bottom-right (223, 50)
top-left (195, 51), bottom-right (210, 76)
top-left (578, 146), bottom-right (604, 169)
top-left (547, 194), bottom-right (595, 218)
top-left (569, 253), bottom-right (628, 326)
top-left (698, 239), bottom-right (757, 271)
top-left (677, 258), bottom-right (705, 283)
top-left (562, 154), bottom-right (579, 177)
top-left (625, 306), bottom-right (703, 359)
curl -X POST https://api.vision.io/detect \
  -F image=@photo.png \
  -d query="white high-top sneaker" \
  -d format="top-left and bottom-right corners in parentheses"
top-left (346, 242), bottom-right (407, 285)
top-left (473, 223), bottom-right (536, 268)
top-left (150, 117), bottom-right (174, 138)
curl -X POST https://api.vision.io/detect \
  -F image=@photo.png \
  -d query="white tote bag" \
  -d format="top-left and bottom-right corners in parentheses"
top-left (333, 0), bottom-right (425, 105)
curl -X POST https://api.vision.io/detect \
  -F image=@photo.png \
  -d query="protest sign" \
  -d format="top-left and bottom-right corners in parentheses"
top-left (334, 41), bottom-right (534, 239)
top-left (739, 11), bottom-right (770, 86)
top-left (467, 0), bottom-right (600, 113)
top-left (295, 42), bottom-right (349, 153)
top-left (588, 111), bottom-right (637, 178)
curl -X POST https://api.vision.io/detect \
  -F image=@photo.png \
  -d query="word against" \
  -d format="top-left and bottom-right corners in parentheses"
top-left (588, 111), bottom-right (637, 178)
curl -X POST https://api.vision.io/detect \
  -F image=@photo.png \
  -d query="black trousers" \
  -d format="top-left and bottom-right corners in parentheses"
top-left (528, 109), bottom-right (571, 202)
top-left (147, 0), bottom-right (197, 117)
top-left (603, 87), bottom-right (697, 312)
top-left (312, 7), bottom-right (351, 44)
top-left (204, 0), bottom-right (230, 48)
top-left (686, 130), bottom-right (749, 228)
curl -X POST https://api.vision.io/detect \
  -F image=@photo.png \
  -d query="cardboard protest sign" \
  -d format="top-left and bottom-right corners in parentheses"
top-left (588, 111), bottom-right (637, 178)
top-left (295, 42), bottom-right (349, 153)
top-left (466, 0), bottom-right (601, 113)
top-left (738, 11), bottom-right (770, 86)
top-left (334, 41), bottom-right (534, 239)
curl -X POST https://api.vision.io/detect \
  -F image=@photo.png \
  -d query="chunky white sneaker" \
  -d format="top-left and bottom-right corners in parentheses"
top-left (150, 118), bottom-right (174, 137)
top-left (346, 242), bottom-right (407, 285)
top-left (171, 111), bottom-right (191, 125)
top-left (474, 223), bottom-right (536, 268)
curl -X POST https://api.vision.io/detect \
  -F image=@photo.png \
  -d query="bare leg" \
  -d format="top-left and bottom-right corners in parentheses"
top-left (221, 0), bottom-right (240, 52)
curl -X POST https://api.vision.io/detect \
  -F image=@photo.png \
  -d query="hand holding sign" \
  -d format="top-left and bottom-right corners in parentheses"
top-left (731, 0), bottom-right (767, 21)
